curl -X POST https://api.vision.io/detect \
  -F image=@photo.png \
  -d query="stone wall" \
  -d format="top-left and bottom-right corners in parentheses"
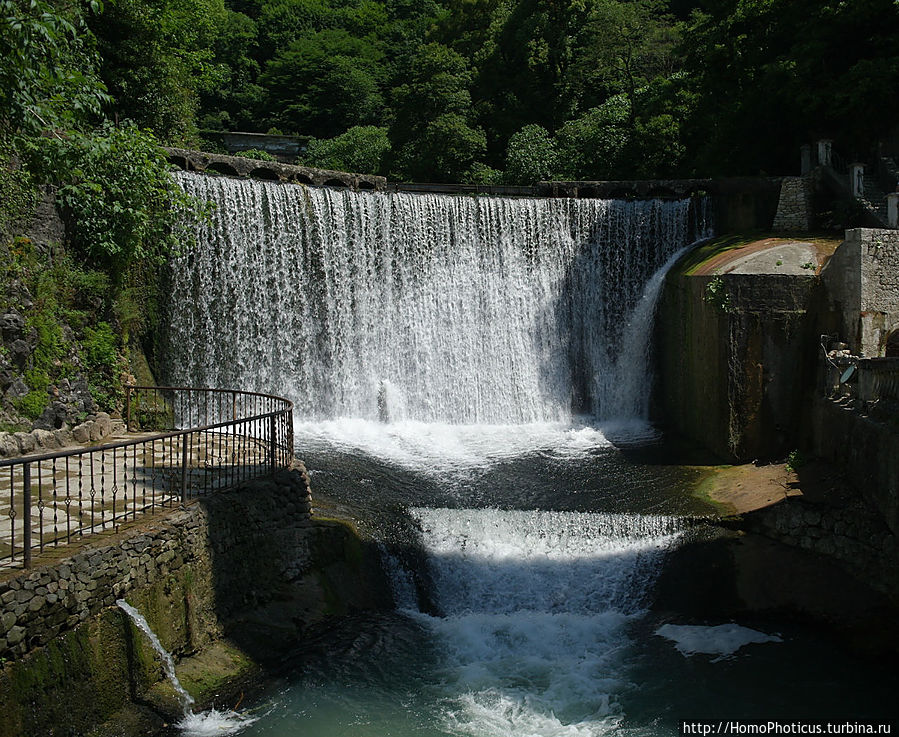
top-left (812, 397), bottom-right (899, 538)
top-left (821, 228), bottom-right (899, 356)
top-left (772, 175), bottom-right (813, 231)
top-left (657, 271), bottom-right (819, 461)
top-left (165, 147), bottom-right (386, 191)
top-left (744, 488), bottom-right (899, 602)
top-left (0, 467), bottom-right (392, 737)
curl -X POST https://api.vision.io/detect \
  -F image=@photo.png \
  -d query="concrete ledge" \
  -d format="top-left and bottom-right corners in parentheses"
top-left (165, 147), bottom-right (387, 191)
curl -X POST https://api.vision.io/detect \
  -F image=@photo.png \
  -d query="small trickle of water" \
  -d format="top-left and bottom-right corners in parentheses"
top-left (116, 599), bottom-right (194, 713)
top-left (116, 600), bottom-right (258, 736)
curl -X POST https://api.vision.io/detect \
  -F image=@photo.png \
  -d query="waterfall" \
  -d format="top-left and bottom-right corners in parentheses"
top-left (400, 508), bottom-right (684, 735)
top-left (166, 174), bottom-right (709, 424)
top-left (116, 600), bottom-right (258, 736)
top-left (116, 599), bottom-right (195, 713)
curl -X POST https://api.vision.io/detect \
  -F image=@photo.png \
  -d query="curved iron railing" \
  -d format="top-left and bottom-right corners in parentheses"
top-left (0, 385), bottom-right (294, 570)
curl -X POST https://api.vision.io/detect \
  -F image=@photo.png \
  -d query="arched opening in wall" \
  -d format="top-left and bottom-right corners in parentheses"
top-left (323, 178), bottom-right (349, 188)
top-left (885, 330), bottom-right (899, 357)
top-left (205, 162), bottom-right (240, 177)
top-left (357, 181), bottom-right (376, 190)
top-left (578, 186), bottom-right (600, 198)
top-left (249, 168), bottom-right (280, 181)
top-left (168, 155), bottom-right (189, 171)
top-left (291, 174), bottom-right (313, 185)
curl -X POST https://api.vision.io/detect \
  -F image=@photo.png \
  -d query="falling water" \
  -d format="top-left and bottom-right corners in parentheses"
top-left (166, 174), bottom-right (709, 424)
top-left (116, 600), bottom-right (258, 736)
top-left (116, 599), bottom-right (195, 712)
top-left (403, 509), bottom-right (683, 735)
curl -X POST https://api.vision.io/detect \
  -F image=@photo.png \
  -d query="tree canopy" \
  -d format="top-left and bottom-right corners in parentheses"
top-left (3, 0), bottom-right (898, 181)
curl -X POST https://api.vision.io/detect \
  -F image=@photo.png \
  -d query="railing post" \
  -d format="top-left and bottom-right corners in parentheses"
top-left (180, 433), bottom-right (189, 506)
top-left (232, 391), bottom-right (237, 422)
top-left (125, 385), bottom-right (132, 431)
top-left (270, 414), bottom-right (277, 471)
top-left (23, 462), bottom-right (32, 569)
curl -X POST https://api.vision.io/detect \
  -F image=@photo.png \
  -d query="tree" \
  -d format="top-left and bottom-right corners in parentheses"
top-left (505, 124), bottom-right (559, 183)
top-left (556, 94), bottom-right (631, 180)
top-left (0, 0), bottom-right (109, 136)
top-left (302, 125), bottom-right (390, 174)
top-left (678, 0), bottom-right (899, 175)
top-left (260, 29), bottom-right (386, 136)
top-left (388, 42), bottom-right (486, 181)
top-left (88, 0), bottom-right (227, 144)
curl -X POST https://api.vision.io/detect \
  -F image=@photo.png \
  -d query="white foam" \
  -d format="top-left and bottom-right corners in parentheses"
top-left (655, 623), bottom-right (783, 660)
top-left (177, 708), bottom-right (258, 736)
top-left (406, 508), bottom-right (684, 736)
top-left (294, 418), bottom-right (614, 473)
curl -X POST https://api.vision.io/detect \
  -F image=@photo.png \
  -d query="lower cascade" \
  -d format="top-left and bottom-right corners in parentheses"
top-left (394, 509), bottom-right (684, 735)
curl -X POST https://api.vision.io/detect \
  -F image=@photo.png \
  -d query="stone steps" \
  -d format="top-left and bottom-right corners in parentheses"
top-left (859, 175), bottom-right (888, 226)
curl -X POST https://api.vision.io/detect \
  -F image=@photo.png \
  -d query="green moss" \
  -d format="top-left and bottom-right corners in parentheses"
top-left (0, 610), bottom-right (134, 737)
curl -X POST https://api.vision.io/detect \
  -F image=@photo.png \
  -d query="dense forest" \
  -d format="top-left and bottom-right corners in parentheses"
top-left (4, 0), bottom-right (899, 186)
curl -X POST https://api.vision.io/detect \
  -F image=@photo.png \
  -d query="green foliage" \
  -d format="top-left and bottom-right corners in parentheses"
top-left (233, 148), bottom-right (276, 161)
top-left (260, 28), bottom-right (385, 137)
top-left (786, 449), bottom-right (807, 472)
top-left (703, 276), bottom-right (733, 314)
top-left (505, 124), bottom-right (559, 184)
top-left (556, 94), bottom-right (631, 180)
top-left (389, 43), bottom-right (486, 181)
top-left (26, 121), bottom-right (205, 278)
top-left (0, 143), bottom-right (38, 241)
top-left (302, 125), bottom-right (389, 174)
top-left (88, 0), bottom-right (227, 143)
top-left (465, 162), bottom-right (504, 186)
top-left (0, 0), bottom-right (110, 136)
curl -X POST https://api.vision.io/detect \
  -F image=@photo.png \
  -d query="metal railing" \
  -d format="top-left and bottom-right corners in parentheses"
top-left (858, 358), bottom-right (899, 403)
top-left (1, 385), bottom-right (294, 569)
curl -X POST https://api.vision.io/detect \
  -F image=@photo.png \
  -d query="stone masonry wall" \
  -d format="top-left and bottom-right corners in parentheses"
top-left (0, 467), bottom-right (311, 660)
top-left (822, 228), bottom-right (899, 356)
top-left (772, 175), bottom-right (813, 231)
top-left (745, 490), bottom-right (899, 603)
top-left (0, 465), bottom-right (393, 736)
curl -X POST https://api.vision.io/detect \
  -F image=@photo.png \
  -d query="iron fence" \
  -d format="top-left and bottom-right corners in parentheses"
top-left (1, 385), bottom-right (294, 570)
top-left (858, 358), bottom-right (899, 403)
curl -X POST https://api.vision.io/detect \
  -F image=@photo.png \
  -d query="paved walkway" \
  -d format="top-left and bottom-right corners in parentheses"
top-left (1, 429), bottom-right (271, 570)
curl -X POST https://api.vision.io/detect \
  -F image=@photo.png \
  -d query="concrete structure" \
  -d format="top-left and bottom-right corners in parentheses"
top-left (219, 132), bottom-right (304, 163)
top-left (164, 147), bottom-right (386, 191)
top-left (658, 268), bottom-right (818, 461)
top-left (821, 228), bottom-right (899, 356)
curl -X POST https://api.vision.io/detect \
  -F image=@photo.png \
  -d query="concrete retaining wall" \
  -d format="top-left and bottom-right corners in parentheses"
top-left (657, 271), bottom-right (819, 461)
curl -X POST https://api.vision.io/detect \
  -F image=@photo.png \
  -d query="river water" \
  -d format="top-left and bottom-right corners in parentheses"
top-left (165, 176), bottom-right (897, 735)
